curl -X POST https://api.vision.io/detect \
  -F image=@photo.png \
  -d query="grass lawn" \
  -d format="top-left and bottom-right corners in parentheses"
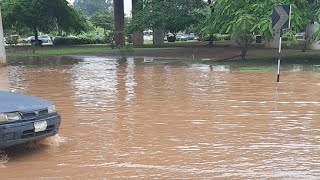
top-left (6, 44), bottom-right (114, 57)
top-left (5, 41), bottom-right (320, 63)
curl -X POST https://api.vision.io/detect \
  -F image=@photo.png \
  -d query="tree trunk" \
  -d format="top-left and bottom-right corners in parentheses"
top-left (33, 25), bottom-right (40, 47)
top-left (113, 0), bottom-right (125, 47)
top-left (207, 0), bottom-right (213, 46)
top-left (33, 26), bottom-right (39, 42)
top-left (266, 30), bottom-right (280, 48)
top-left (153, 28), bottom-right (164, 47)
top-left (241, 47), bottom-right (247, 60)
top-left (208, 34), bottom-right (214, 46)
top-left (32, 25), bottom-right (39, 53)
top-left (0, 9), bottom-right (6, 66)
top-left (132, 0), bottom-right (143, 47)
top-left (306, 22), bottom-right (320, 50)
top-left (132, 32), bottom-right (144, 47)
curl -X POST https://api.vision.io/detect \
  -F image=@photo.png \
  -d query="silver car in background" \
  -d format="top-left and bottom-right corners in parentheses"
top-left (26, 35), bottom-right (53, 45)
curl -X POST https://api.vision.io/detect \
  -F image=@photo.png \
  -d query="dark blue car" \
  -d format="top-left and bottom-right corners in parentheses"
top-left (0, 91), bottom-right (61, 148)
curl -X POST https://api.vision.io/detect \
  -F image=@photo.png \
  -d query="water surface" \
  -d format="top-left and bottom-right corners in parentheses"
top-left (1, 57), bottom-right (320, 179)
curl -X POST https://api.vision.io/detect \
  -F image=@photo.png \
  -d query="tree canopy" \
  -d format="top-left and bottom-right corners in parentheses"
top-left (128, 0), bottom-right (206, 34)
top-left (90, 12), bottom-right (113, 34)
top-left (74, 0), bottom-right (113, 17)
top-left (204, 0), bottom-right (310, 41)
top-left (1, 0), bottom-right (89, 40)
top-left (201, 0), bottom-right (314, 58)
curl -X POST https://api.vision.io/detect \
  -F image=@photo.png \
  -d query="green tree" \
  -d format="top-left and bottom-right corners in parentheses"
top-left (302, 0), bottom-right (320, 51)
top-left (74, 0), bottom-right (113, 17)
top-left (203, 0), bottom-right (309, 59)
top-left (90, 12), bottom-right (113, 34)
top-left (1, 0), bottom-right (89, 44)
top-left (128, 0), bottom-right (206, 36)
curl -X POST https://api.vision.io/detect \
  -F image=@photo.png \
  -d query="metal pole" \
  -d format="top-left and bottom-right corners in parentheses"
top-left (277, 29), bottom-right (283, 82)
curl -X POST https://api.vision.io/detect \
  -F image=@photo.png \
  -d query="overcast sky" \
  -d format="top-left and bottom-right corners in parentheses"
top-left (67, 0), bottom-right (132, 16)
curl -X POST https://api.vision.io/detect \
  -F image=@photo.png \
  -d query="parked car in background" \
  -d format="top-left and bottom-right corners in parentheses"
top-left (0, 91), bottom-right (61, 148)
top-left (176, 34), bottom-right (187, 41)
top-left (186, 33), bottom-right (199, 41)
top-left (295, 32), bottom-right (305, 40)
top-left (143, 29), bottom-right (153, 42)
top-left (166, 33), bottom-right (176, 42)
top-left (26, 34), bottom-right (53, 45)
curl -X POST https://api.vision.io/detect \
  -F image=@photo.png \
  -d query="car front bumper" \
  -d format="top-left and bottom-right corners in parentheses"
top-left (0, 114), bottom-right (61, 148)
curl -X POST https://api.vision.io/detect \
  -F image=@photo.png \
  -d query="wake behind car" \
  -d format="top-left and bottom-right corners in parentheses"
top-left (0, 91), bottom-right (61, 148)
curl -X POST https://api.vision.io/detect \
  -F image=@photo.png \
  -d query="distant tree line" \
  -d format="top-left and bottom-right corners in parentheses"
top-left (2, 0), bottom-right (319, 54)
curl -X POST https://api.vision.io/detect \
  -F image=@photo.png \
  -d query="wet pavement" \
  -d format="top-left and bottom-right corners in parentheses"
top-left (0, 56), bottom-right (320, 179)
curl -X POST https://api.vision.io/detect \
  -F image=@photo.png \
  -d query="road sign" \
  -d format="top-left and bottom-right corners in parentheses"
top-left (272, 5), bottom-right (291, 82)
top-left (272, 5), bottom-right (291, 30)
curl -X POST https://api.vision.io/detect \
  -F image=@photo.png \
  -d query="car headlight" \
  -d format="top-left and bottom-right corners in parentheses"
top-left (6, 112), bottom-right (22, 121)
top-left (48, 105), bottom-right (57, 114)
top-left (0, 114), bottom-right (7, 123)
top-left (0, 112), bottom-right (21, 123)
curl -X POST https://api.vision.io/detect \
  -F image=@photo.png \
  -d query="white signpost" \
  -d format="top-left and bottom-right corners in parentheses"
top-left (272, 5), bottom-right (291, 82)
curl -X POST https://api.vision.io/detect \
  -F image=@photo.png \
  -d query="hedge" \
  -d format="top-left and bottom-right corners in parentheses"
top-left (53, 37), bottom-right (107, 45)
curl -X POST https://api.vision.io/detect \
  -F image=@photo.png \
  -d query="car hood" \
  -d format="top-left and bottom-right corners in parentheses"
top-left (0, 91), bottom-right (52, 113)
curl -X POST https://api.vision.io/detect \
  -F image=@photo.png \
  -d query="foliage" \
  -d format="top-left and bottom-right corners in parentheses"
top-left (5, 35), bottom-right (20, 45)
top-left (202, 0), bottom-right (311, 59)
top-left (74, 0), bottom-right (113, 17)
top-left (53, 37), bottom-right (107, 45)
top-left (128, 0), bottom-right (206, 34)
top-left (90, 12), bottom-right (114, 33)
top-left (1, 0), bottom-right (89, 43)
top-left (56, 7), bottom-right (91, 35)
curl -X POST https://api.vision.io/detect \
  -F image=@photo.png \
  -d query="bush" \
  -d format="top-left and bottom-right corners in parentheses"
top-left (5, 35), bottom-right (20, 45)
top-left (212, 34), bottom-right (224, 41)
top-left (53, 37), bottom-right (107, 45)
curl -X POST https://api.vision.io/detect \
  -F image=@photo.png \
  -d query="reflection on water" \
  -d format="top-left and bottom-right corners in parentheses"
top-left (1, 57), bottom-right (320, 179)
top-left (0, 150), bottom-right (8, 168)
top-left (0, 67), bottom-right (9, 91)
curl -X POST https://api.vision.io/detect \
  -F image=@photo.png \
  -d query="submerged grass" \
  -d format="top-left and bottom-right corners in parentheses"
top-left (6, 45), bottom-right (113, 57)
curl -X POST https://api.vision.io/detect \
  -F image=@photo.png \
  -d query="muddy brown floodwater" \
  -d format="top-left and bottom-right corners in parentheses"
top-left (1, 57), bottom-right (320, 179)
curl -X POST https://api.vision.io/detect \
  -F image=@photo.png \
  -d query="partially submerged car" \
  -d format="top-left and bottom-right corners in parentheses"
top-left (0, 91), bottom-right (61, 148)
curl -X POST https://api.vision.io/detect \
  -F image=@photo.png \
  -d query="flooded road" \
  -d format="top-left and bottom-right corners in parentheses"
top-left (1, 57), bottom-right (320, 179)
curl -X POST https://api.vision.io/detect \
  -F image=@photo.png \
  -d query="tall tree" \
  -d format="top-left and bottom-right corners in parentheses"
top-left (128, 0), bottom-right (206, 46)
top-left (1, 0), bottom-right (89, 44)
top-left (90, 12), bottom-right (113, 34)
top-left (203, 0), bottom-right (309, 59)
top-left (74, 0), bottom-right (113, 17)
